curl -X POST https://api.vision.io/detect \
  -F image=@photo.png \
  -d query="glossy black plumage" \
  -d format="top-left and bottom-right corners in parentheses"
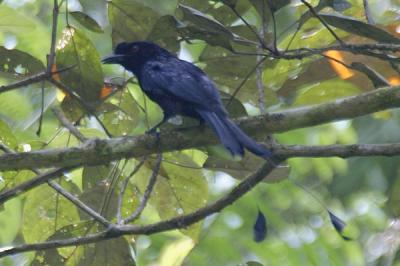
top-left (103, 41), bottom-right (271, 158)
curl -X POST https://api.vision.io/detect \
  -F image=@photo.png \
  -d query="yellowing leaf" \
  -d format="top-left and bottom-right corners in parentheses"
top-left (159, 237), bottom-right (195, 266)
top-left (324, 50), bottom-right (354, 79)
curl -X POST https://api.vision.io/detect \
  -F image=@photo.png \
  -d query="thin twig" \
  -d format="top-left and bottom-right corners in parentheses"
top-left (123, 153), bottom-right (163, 224)
top-left (47, 181), bottom-right (111, 227)
top-left (36, 81), bottom-right (45, 136)
top-left (363, 0), bottom-right (375, 24)
top-left (47, 0), bottom-right (59, 73)
top-left (0, 72), bottom-right (49, 94)
top-left (0, 64), bottom-right (76, 94)
top-left (255, 0), bottom-right (268, 113)
top-left (52, 107), bottom-right (87, 142)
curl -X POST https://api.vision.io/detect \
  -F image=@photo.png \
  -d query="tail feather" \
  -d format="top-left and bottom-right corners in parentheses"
top-left (197, 110), bottom-right (271, 158)
top-left (197, 110), bottom-right (244, 156)
top-left (223, 118), bottom-right (272, 158)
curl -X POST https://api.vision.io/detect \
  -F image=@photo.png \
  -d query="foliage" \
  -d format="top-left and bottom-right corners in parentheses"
top-left (0, 0), bottom-right (399, 265)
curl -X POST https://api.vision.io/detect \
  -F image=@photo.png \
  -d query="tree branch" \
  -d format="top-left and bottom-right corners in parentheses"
top-left (273, 143), bottom-right (400, 158)
top-left (0, 85), bottom-right (399, 171)
top-left (52, 107), bottom-right (87, 142)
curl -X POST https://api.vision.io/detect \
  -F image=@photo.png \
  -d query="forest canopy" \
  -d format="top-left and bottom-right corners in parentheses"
top-left (0, 0), bottom-right (400, 265)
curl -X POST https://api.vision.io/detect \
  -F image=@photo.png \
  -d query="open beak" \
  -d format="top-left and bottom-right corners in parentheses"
top-left (102, 54), bottom-right (126, 64)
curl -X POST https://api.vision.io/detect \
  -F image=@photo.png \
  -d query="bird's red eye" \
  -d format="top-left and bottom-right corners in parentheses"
top-left (131, 45), bottom-right (139, 53)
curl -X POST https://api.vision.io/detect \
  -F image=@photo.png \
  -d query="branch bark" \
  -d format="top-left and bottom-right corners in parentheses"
top-left (0, 85), bottom-right (399, 171)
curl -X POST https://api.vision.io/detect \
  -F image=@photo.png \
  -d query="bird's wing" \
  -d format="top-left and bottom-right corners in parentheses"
top-left (140, 59), bottom-right (226, 114)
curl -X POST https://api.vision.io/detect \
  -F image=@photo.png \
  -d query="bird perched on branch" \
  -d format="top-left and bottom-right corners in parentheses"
top-left (103, 41), bottom-right (271, 159)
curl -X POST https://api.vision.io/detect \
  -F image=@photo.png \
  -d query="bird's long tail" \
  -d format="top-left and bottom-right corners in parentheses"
top-left (197, 110), bottom-right (271, 158)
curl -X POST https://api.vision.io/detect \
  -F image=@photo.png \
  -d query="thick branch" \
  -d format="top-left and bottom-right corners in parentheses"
top-left (0, 86), bottom-right (399, 171)
top-left (273, 143), bottom-right (400, 158)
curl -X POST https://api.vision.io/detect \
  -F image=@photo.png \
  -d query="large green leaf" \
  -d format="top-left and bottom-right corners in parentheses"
top-left (22, 179), bottom-right (81, 243)
top-left (70, 11), bottom-right (103, 33)
top-left (0, 198), bottom-right (21, 245)
top-left (31, 221), bottom-right (91, 265)
top-left (78, 237), bottom-right (136, 266)
top-left (319, 13), bottom-right (400, 44)
top-left (0, 47), bottom-right (50, 129)
top-left (78, 0), bottom-right (108, 27)
top-left (141, 151), bottom-right (208, 240)
top-left (108, 0), bottom-right (179, 51)
top-left (249, 0), bottom-right (291, 18)
top-left (101, 89), bottom-right (140, 136)
top-left (293, 78), bottom-right (361, 106)
top-left (56, 27), bottom-right (104, 105)
top-left (0, 5), bottom-right (36, 33)
top-left (199, 45), bottom-right (268, 104)
top-left (178, 4), bottom-right (239, 50)
top-left (0, 46), bottom-right (44, 76)
top-left (0, 119), bottom-right (17, 149)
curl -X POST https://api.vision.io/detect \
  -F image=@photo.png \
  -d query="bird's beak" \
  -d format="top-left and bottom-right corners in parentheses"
top-left (102, 54), bottom-right (126, 64)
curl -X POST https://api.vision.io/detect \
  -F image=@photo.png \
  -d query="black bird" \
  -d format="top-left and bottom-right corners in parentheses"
top-left (103, 41), bottom-right (271, 158)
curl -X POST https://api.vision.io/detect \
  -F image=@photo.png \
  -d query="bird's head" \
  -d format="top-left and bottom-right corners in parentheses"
top-left (102, 41), bottom-right (170, 73)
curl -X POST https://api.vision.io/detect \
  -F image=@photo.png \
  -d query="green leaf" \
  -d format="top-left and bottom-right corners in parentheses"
top-left (158, 237), bottom-right (195, 266)
top-left (82, 165), bottom-right (113, 190)
top-left (79, 178), bottom-right (119, 221)
top-left (0, 119), bottom-right (17, 149)
top-left (0, 5), bottom-right (36, 33)
top-left (79, 237), bottom-right (136, 265)
top-left (263, 58), bottom-right (303, 91)
top-left (70, 11), bottom-right (103, 33)
top-left (319, 13), bottom-right (400, 44)
top-left (0, 46), bottom-right (45, 76)
top-left (101, 88), bottom-right (140, 136)
top-left (56, 26), bottom-right (104, 105)
top-left (219, 91), bottom-right (247, 118)
top-left (178, 4), bottom-right (237, 50)
top-left (199, 45), bottom-right (257, 102)
top-left (146, 152), bottom-right (208, 240)
top-left (0, 90), bottom-right (32, 128)
top-left (293, 78), bottom-right (361, 106)
top-left (148, 15), bottom-right (180, 53)
top-left (108, 0), bottom-right (179, 51)
top-left (22, 179), bottom-right (80, 243)
top-left (0, 84), bottom-right (56, 130)
top-left (0, 198), bottom-right (22, 245)
top-left (132, 0), bottom-right (178, 15)
top-left (249, 0), bottom-right (290, 17)
top-left (31, 221), bottom-right (92, 265)
top-left (78, 0), bottom-right (108, 27)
